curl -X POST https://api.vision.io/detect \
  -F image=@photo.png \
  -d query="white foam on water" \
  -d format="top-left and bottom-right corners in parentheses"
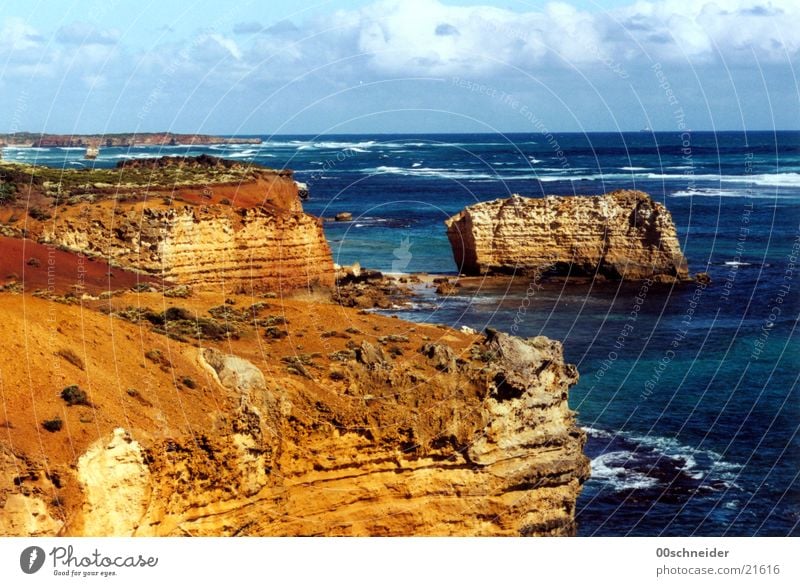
top-left (669, 188), bottom-right (795, 199)
top-left (590, 451), bottom-right (660, 491)
top-left (294, 140), bottom-right (378, 151)
top-left (646, 171), bottom-right (800, 187)
top-left (582, 426), bottom-right (614, 439)
top-left (368, 166), bottom-right (496, 180)
top-left (224, 149), bottom-right (258, 158)
top-left (671, 188), bottom-right (737, 197)
top-left (583, 426), bottom-right (743, 492)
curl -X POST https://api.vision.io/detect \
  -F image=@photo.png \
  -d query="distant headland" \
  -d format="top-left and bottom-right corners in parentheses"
top-left (0, 132), bottom-right (260, 148)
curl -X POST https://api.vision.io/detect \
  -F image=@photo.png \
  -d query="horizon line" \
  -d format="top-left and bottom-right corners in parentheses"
top-left (2, 129), bottom-right (798, 138)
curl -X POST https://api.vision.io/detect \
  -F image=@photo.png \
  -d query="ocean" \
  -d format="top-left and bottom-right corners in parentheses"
top-left (4, 130), bottom-right (798, 536)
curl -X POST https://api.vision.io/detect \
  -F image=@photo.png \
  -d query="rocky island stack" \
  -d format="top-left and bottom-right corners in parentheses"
top-left (445, 190), bottom-right (690, 282)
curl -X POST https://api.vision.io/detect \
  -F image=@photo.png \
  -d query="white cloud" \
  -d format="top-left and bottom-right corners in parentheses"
top-left (207, 33), bottom-right (242, 60)
top-left (3, 2), bottom-right (798, 83)
top-left (0, 1), bottom-right (797, 132)
top-left (0, 17), bottom-right (43, 52)
top-left (283, 0), bottom-right (800, 77)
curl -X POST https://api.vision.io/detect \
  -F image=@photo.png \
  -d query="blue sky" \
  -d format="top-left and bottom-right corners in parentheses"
top-left (0, 0), bottom-right (797, 134)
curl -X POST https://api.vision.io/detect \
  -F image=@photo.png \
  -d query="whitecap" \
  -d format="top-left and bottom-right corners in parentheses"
top-left (224, 149), bottom-right (258, 159)
top-left (646, 171), bottom-right (800, 187)
top-left (584, 426), bottom-right (743, 492)
top-left (590, 451), bottom-right (659, 491)
top-left (368, 166), bottom-right (496, 180)
top-left (669, 188), bottom-right (795, 199)
top-left (582, 426), bottom-right (614, 439)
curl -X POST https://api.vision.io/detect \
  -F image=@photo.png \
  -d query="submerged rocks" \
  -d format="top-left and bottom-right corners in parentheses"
top-left (332, 264), bottom-right (414, 309)
top-left (695, 272), bottom-right (712, 285)
top-left (445, 190), bottom-right (690, 283)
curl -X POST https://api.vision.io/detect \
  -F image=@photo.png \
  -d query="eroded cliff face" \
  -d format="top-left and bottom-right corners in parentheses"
top-left (43, 205), bottom-right (334, 293)
top-left (1, 156), bottom-right (334, 294)
top-left (445, 190), bottom-right (689, 282)
top-left (0, 292), bottom-right (588, 537)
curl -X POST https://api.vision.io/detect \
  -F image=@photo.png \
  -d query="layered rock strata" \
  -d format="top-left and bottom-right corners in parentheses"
top-left (0, 156), bottom-right (334, 293)
top-left (43, 205), bottom-right (334, 293)
top-left (445, 190), bottom-right (689, 282)
top-left (0, 292), bottom-right (588, 536)
top-left (85, 331), bottom-right (586, 536)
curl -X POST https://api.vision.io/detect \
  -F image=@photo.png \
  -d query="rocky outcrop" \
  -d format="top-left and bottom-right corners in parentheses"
top-left (82, 328), bottom-right (586, 536)
top-left (76, 429), bottom-right (151, 536)
top-left (0, 447), bottom-right (63, 536)
top-left (136, 332), bottom-right (588, 535)
top-left (43, 205), bottom-right (334, 293)
top-left (445, 190), bottom-right (689, 282)
top-left (17, 132), bottom-right (261, 148)
top-left (1, 156), bottom-right (333, 294)
top-left (0, 290), bottom-right (587, 536)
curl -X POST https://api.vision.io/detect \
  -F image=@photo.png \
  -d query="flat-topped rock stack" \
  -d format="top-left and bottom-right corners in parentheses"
top-left (445, 190), bottom-right (690, 283)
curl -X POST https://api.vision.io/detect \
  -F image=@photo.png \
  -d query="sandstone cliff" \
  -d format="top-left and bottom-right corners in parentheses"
top-left (445, 190), bottom-right (689, 282)
top-left (0, 156), bottom-right (334, 293)
top-left (42, 204), bottom-right (333, 293)
top-left (0, 291), bottom-right (588, 536)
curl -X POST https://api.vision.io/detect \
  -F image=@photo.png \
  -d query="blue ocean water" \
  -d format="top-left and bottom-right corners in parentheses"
top-left (5, 131), bottom-right (799, 536)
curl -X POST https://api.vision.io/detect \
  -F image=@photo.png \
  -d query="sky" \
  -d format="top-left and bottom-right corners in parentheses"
top-left (0, 0), bottom-right (798, 134)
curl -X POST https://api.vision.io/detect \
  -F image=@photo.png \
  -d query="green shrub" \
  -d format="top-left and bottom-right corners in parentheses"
top-left (0, 181), bottom-right (16, 204)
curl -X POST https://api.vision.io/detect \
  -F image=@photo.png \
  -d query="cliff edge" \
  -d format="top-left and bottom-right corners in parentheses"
top-left (0, 292), bottom-right (588, 536)
top-left (0, 155), bottom-right (333, 293)
top-left (445, 190), bottom-right (689, 282)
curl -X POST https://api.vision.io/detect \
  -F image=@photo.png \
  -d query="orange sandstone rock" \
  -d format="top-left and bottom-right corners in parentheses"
top-left (445, 190), bottom-right (689, 282)
top-left (0, 292), bottom-right (588, 536)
